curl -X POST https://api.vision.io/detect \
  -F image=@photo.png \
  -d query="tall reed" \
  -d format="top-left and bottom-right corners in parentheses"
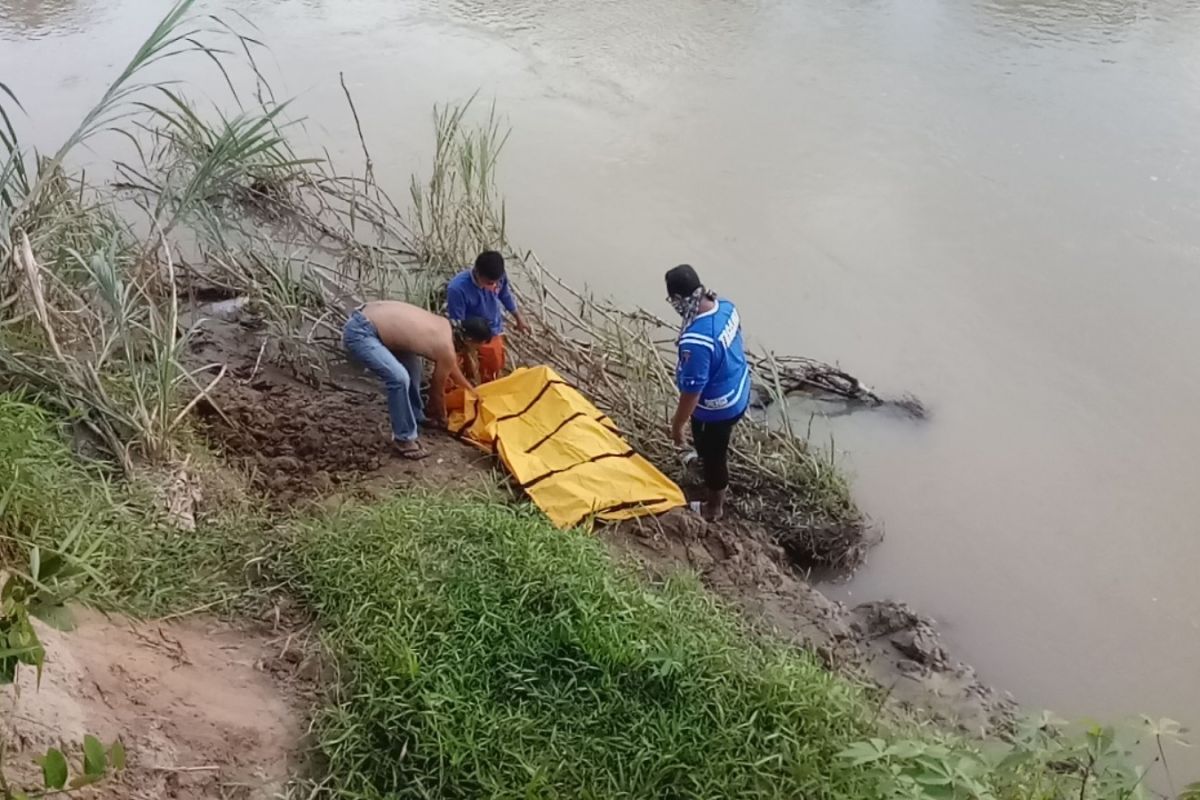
top-left (0, 0), bottom-right (296, 470)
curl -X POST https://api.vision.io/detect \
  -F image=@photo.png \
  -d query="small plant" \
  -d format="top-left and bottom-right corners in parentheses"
top-left (840, 710), bottom-right (1194, 800)
top-left (838, 738), bottom-right (993, 800)
top-left (1, 548), bottom-right (125, 799)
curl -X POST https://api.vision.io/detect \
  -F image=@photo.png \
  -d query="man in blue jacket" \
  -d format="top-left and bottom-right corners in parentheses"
top-left (446, 251), bottom-right (529, 383)
top-left (666, 264), bottom-right (750, 522)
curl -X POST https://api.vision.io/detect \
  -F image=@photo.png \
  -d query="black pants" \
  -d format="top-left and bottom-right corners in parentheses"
top-left (691, 414), bottom-right (742, 492)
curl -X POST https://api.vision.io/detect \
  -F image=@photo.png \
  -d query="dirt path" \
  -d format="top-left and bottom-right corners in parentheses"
top-left (0, 610), bottom-right (312, 799)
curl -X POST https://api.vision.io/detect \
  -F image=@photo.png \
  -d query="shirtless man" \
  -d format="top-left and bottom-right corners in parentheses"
top-left (342, 300), bottom-right (492, 459)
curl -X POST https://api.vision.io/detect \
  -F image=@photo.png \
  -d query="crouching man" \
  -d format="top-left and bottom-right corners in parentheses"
top-left (343, 300), bottom-right (492, 460)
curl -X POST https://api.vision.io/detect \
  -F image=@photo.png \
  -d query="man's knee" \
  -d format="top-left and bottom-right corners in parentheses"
top-left (384, 366), bottom-right (411, 391)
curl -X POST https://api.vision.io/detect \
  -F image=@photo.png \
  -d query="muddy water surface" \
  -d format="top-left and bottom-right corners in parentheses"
top-left (4, 0), bottom-right (1200, 769)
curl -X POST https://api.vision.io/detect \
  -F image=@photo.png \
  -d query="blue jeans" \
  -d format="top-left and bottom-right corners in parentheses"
top-left (342, 310), bottom-right (425, 442)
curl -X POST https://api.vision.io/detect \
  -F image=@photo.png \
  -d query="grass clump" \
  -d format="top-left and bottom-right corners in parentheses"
top-left (93, 506), bottom-right (269, 619)
top-left (288, 494), bottom-right (877, 799)
top-left (0, 393), bottom-right (123, 570)
top-left (0, 392), bottom-right (266, 617)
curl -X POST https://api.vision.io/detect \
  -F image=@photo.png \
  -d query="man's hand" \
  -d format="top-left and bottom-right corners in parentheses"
top-left (442, 357), bottom-right (475, 392)
top-left (426, 394), bottom-right (448, 427)
top-left (671, 425), bottom-right (686, 448)
top-left (512, 313), bottom-right (531, 335)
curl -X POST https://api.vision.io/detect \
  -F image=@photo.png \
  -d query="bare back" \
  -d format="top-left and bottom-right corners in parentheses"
top-left (361, 301), bottom-right (455, 363)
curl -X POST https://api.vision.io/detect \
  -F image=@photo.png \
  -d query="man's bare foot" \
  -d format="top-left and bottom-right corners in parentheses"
top-left (393, 440), bottom-right (430, 460)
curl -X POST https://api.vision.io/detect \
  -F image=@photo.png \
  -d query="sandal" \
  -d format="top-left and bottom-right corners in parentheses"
top-left (394, 441), bottom-right (430, 461)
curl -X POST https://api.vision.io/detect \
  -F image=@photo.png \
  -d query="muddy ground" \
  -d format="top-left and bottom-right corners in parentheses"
top-left (197, 378), bottom-right (490, 508)
top-left (189, 309), bottom-right (1014, 735)
top-left (0, 609), bottom-right (314, 800)
top-left (188, 314), bottom-right (492, 508)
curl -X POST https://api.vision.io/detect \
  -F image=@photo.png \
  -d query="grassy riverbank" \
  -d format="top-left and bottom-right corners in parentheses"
top-left (0, 0), bottom-right (867, 570)
top-left (287, 495), bottom-right (871, 799)
top-left (1, 2), bottom-right (1193, 798)
top-left (2, 394), bottom-right (1187, 798)
top-left (0, 394), bottom-right (265, 618)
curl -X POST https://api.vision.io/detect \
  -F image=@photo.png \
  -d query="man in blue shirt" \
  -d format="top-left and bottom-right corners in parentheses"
top-left (667, 264), bottom-right (750, 522)
top-left (446, 251), bottom-right (529, 384)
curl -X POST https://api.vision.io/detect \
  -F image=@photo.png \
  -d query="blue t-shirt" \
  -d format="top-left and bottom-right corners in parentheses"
top-left (446, 269), bottom-right (519, 336)
top-left (675, 299), bottom-right (751, 423)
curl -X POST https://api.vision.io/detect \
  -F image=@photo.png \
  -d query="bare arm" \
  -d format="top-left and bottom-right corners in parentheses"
top-left (427, 361), bottom-right (449, 424)
top-left (671, 392), bottom-right (702, 445)
top-left (442, 355), bottom-right (473, 392)
top-left (427, 352), bottom-right (473, 424)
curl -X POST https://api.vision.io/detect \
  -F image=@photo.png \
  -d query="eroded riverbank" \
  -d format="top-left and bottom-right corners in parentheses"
top-left (2, 0), bottom-right (1197, 790)
top-left (190, 307), bottom-right (1015, 735)
top-left (4, 0), bottom-right (1200, 737)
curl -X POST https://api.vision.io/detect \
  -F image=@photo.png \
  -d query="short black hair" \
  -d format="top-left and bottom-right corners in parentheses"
top-left (455, 316), bottom-right (494, 347)
top-left (474, 251), bottom-right (506, 282)
top-left (665, 264), bottom-right (702, 299)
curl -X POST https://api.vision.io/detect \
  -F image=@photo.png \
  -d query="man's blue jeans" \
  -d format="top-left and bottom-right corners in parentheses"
top-left (342, 310), bottom-right (425, 442)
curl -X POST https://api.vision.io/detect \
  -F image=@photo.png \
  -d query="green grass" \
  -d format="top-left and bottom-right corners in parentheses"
top-left (0, 393), bottom-right (266, 617)
top-left (0, 394), bottom-right (122, 569)
top-left (287, 494), bottom-right (878, 800)
top-left (285, 495), bottom-right (1182, 800)
top-left (93, 506), bottom-right (268, 619)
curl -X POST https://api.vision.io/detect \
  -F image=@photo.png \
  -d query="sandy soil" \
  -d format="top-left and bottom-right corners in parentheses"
top-left (183, 309), bottom-right (1019, 736)
top-left (0, 609), bottom-right (313, 799)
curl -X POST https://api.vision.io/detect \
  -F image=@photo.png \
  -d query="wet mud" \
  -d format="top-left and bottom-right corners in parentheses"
top-left (190, 316), bottom-right (491, 507)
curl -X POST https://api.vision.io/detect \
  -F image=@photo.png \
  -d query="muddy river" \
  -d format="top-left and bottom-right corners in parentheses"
top-left (4, 0), bottom-right (1200, 767)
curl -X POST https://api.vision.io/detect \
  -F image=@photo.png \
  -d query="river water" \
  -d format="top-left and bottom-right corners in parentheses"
top-left (4, 0), bottom-right (1200, 772)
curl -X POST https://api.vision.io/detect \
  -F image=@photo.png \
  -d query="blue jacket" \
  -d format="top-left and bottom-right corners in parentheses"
top-left (446, 269), bottom-right (519, 336)
top-left (675, 299), bottom-right (751, 423)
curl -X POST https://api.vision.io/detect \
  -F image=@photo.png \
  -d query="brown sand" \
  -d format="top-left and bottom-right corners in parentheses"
top-left (0, 610), bottom-right (311, 799)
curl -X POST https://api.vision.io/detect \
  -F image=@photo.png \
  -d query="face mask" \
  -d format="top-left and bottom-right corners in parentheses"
top-left (671, 287), bottom-right (718, 343)
top-left (669, 295), bottom-right (693, 318)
